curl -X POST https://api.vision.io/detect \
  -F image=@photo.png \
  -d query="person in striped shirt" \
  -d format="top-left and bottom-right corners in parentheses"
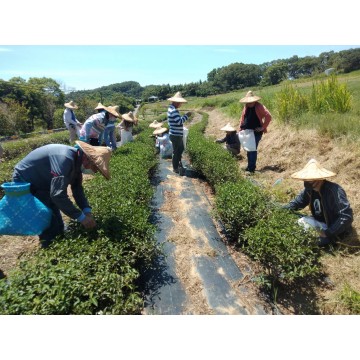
top-left (167, 92), bottom-right (192, 173)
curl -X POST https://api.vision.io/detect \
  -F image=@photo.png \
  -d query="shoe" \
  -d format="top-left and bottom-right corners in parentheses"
top-left (173, 168), bottom-right (179, 174)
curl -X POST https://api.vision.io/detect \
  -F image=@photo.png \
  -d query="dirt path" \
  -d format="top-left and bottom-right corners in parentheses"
top-left (143, 153), bottom-right (272, 314)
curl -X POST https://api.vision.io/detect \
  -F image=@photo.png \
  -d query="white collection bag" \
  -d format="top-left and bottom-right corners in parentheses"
top-left (183, 127), bottom-right (189, 149)
top-left (238, 129), bottom-right (256, 151)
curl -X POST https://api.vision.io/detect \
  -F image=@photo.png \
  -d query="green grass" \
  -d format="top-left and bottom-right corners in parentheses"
top-left (185, 71), bottom-right (360, 144)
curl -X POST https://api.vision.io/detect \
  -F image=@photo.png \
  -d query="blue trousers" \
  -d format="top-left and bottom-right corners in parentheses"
top-left (247, 132), bottom-right (263, 172)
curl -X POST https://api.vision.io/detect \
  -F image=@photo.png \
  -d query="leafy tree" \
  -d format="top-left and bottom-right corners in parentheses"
top-left (261, 62), bottom-right (288, 86)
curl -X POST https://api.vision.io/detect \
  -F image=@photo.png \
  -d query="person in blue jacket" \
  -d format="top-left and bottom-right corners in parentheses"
top-left (12, 141), bottom-right (112, 248)
top-left (284, 159), bottom-right (353, 246)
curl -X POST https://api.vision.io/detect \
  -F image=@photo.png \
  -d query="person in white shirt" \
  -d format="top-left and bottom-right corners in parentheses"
top-left (153, 127), bottom-right (173, 158)
top-left (118, 111), bottom-right (138, 146)
top-left (63, 100), bottom-right (82, 142)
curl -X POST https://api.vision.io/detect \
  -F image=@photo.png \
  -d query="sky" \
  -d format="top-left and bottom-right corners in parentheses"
top-left (1, 1), bottom-right (359, 92)
top-left (1, 45), bottom-right (359, 92)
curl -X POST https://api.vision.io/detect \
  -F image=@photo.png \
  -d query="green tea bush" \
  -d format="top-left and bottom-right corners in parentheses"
top-left (242, 208), bottom-right (320, 284)
top-left (0, 126), bottom-right (161, 314)
top-left (187, 113), bottom-right (241, 187)
top-left (214, 180), bottom-right (271, 242)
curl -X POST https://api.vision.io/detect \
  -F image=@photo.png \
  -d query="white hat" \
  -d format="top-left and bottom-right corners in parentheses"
top-left (291, 159), bottom-right (336, 181)
top-left (220, 123), bottom-right (236, 132)
top-left (167, 91), bottom-right (187, 103)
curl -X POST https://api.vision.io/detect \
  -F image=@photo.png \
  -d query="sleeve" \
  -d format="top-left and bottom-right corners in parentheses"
top-left (283, 189), bottom-right (310, 211)
top-left (49, 176), bottom-right (84, 220)
top-left (71, 174), bottom-right (92, 216)
top-left (324, 186), bottom-right (353, 237)
top-left (170, 108), bottom-right (188, 125)
top-left (48, 153), bottom-right (89, 221)
top-left (216, 136), bottom-right (226, 143)
top-left (257, 104), bottom-right (272, 132)
top-left (239, 107), bottom-right (246, 130)
top-left (84, 121), bottom-right (93, 141)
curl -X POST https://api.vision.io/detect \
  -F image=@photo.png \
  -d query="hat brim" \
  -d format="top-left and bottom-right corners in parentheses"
top-left (122, 114), bottom-right (137, 122)
top-left (76, 141), bottom-right (111, 180)
top-left (291, 164), bottom-right (336, 181)
top-left (239, 96), bottom-right (261, 103)
top-left (64, 102), bottom-right (78, 109)
top-left (149, 122), bottom-right (163, 128)
top-left (167, 97), bottom-right (187, 103)
top-left (153, 127), bottom-right (168, 135)
top-left (104, 106), bottom-right (120, 118)
top-left (220, 125), bottom-right (236, 132)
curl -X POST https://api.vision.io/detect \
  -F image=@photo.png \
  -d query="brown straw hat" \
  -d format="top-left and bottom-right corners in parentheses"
top-left (76, 141), bottom-right (112, 180)
top-left (153, 127), bottom-right (168, 135)
top-left (149, 120), bottom-right (163, 128)
top-left (239, 91), bottom-right (261, 104)
top-left (121, 111), bottom-right (138, 123)
top-left (104, 106), bottom-right (120, 118)
top-left (94, 102), bottom-right (106, 110)
top-left (220, 123), bottom-right (236, 132)
top-left (167, 91), bottom-right (187, 103)
top-left (291, 159), bottom-right (337, 181)
top-left (64, 100), bottom-right (78, 109)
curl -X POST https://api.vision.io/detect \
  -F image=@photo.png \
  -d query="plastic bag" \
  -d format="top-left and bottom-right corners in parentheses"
top-left (183, 127), bottom-right (189, 149)
top-left (238, 129), bottom-right (256, 151)
top-left (0, 182), bottom-right (52, 235)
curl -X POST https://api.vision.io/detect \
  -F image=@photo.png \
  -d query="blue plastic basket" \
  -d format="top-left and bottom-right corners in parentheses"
top-left (0, 182), bottom-right (52, 236)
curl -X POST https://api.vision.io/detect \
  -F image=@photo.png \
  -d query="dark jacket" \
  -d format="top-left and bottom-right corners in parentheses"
top-left (285, 180), bottom-right (353, 239)
top-left (13, 144), bottom-right (90, 221)
top-left (216, 132), bottom-right (240, 150)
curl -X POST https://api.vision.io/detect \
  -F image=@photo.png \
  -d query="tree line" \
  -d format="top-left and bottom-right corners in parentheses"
top-left (1, 47), bottom-right (359, 136)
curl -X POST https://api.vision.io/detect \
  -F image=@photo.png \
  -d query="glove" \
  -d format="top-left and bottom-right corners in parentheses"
top-left (81, 214), bottom-right (96, 229)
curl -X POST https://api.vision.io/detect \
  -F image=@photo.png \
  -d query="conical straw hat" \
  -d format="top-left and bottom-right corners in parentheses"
top-left (167, 91), bottom-right (187, 103)
top-left (239, 90), bottom-right (261, 104)
top-left (153, 127), bottom-right (168, 135)
top-left (121, 111), bottom-right (138, 123)
top-left (291, 159), bottom-right (336, 181)
top-left (220, 123), bottom-right (236, 132)
top-left (149, 120), bottom-right (163, 128)
top-left (64, 100), bottom-right (78, 109)
top-left (95, 102), bottom-right (106, 110)
top-left (75, 141), bottom-right (112, 180)
top-left (104, 106), bottom-right (120, 118)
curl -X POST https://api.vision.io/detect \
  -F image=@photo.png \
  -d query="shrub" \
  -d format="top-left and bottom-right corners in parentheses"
top-left (214, 180), bottom-right (271, 242)
top-left (242, 208), bottom-right (321, 284)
